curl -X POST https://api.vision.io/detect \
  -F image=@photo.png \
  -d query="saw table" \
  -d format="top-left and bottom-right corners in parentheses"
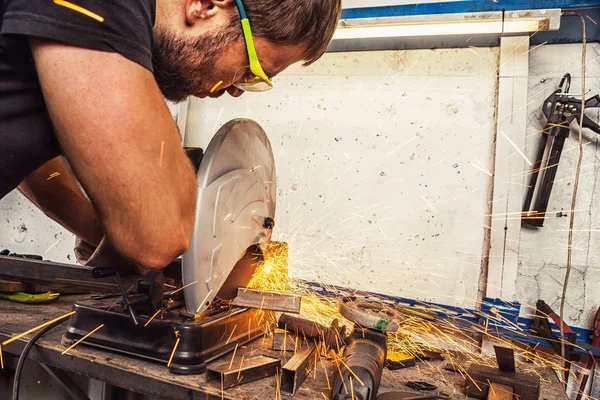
top-left (0, 295), bottom-right (567, 400)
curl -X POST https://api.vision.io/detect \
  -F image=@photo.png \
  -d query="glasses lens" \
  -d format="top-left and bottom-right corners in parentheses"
top-left (232, 67), bottom-right (273, 92)
top-left (234, 80), bottom-right (273, 92)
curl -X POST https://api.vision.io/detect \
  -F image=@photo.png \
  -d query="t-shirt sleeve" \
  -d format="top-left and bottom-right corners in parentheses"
top-left (1, 0), bottom-right (155, 72)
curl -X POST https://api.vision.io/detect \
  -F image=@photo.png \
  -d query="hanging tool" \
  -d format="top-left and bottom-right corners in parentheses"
top-left (522, 73), bottom-right (600, 227)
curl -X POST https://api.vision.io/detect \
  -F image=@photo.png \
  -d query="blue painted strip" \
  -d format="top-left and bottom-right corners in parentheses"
top-left (341, 1), bottom-right (599, 19)
top-left (299, 280), bottom-right (599, 356)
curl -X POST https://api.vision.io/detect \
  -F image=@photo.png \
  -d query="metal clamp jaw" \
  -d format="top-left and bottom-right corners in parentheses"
top-left (522, 73), bottom-right (600, 227)
top-left (542, 74), bottom-right (600, 137)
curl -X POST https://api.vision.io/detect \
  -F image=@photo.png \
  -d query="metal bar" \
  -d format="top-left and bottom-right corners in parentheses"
top-left (280, 342), bottom-right (318, 395)
top-left (206, 355), bottom-right (280, 388)
top-left (231, 288), bottom-right (301, 313)
top-left (0, 256), bottom-right (139, 293)
top-left (39, 362), bottom-right (91, 400)
top-left (493, 346), bottom-right (516, 372)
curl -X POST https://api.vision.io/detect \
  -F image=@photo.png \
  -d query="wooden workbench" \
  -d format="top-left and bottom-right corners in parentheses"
top-left (0, 295), bottom-right (567, 400)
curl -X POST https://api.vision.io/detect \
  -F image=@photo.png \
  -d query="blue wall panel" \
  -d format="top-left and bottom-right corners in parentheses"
top-left (342, 0), bottom-right (599, 19)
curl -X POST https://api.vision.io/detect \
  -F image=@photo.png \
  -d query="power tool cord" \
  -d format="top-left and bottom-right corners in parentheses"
top-left (12, 318), bottom-right (70, 400)
top-left (559, 12), bottom-right (586, 368)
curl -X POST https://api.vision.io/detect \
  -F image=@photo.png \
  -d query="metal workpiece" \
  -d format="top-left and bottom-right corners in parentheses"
top-left (465, 364), bottom-right (540, 400)
top-left (280, 342), bottom-right (320, 396)
top-left (332, 328), bottom-right (387, 400)
top-left (278, 314), bottom-right (347, 352)
top-left (0, 255), bottom-right (139, 293)
top-left (231, 288), bottom-right (301, 313)
top-left (206, 355), bottom-right (281, 388)
top-left (181, 119), bottom-right (277, 314)
top-left (339, 296), bottom-right (401, 332)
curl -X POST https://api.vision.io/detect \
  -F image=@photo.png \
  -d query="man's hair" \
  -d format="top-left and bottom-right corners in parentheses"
top-left (231, 0), bottom-right (342, 66)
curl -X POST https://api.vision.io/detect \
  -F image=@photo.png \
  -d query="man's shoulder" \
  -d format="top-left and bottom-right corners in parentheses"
top-left (1, 0), bottom-right (157, 72)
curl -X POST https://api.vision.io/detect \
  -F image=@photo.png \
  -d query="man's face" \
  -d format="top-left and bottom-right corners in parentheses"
top-left (152, 23), bottom-right (306, 103)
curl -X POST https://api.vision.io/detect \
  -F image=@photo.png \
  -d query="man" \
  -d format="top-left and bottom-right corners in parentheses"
top-left (0, 0), bottom-right (341, 270)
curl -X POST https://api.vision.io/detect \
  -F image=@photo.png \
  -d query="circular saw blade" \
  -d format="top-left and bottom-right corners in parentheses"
top-left (182, 119), bottom-right (276, 314)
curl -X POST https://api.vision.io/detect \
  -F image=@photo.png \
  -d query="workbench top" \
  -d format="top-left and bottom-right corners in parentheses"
top-left (0, 295), bottom-right (566, 400)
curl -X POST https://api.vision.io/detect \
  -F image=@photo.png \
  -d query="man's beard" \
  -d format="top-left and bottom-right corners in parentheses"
top-left (152, 26), bottom-right (238, 103)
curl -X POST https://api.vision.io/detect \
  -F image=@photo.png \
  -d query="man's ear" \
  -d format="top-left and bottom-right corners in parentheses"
top-left (185, 0), bottom-right (235, 24)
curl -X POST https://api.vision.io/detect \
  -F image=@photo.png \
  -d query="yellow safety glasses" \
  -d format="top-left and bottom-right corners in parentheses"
top-left (233, 0), bottom-right (273, 92)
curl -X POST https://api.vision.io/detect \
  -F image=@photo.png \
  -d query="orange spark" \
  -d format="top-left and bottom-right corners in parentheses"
top-left (144, 309), bottom-right (162, 327)
top-left (159, 141), bottom-right (165, 168)
top-left (62, 324), bottom-right (104, 355)
top-left (167, 337), bottom-right (181, 367)
top-left (169, 280), bottom-right (198, 296)
top-left (47, 172), bottom-right (61, 181)
top-left (210, 80), bottom-right (224, 93)
top-left (53, 0), bottom-right (104, 22)
top-left (226, 325), bottom-right (237, 345)
top-left (54, 278), bottom-right (117, 287)
top-left (228, 342), bottom-right (239, 370)
top-left (3, 311), bottom-right (75, 346)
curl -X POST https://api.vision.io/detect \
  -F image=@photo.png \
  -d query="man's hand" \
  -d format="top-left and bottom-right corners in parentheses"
top-left (30, 39), bottom-right (197, 270)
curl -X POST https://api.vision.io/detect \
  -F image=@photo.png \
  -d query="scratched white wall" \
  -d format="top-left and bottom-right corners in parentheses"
top-left (185, 49), bottom-right (499, 309)
top-left (516, 43), bottom-right (600, 327)
top-left (5, 45), bottom-right (598, 324)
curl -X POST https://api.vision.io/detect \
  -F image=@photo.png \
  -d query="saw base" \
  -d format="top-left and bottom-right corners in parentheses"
top-left (63, 296), bottom-right (266, 375)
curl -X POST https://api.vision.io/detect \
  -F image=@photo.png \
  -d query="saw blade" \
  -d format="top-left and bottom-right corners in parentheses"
top-left (182, 119), bottom-right (276, 314)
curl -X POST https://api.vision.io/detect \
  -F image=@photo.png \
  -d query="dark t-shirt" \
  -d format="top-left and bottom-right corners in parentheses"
top-left (0, 0), bottom-right (155, 199)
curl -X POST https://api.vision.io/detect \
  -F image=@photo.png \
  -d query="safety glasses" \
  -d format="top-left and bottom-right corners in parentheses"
top-left (233, 0), bottom-right (273, 92)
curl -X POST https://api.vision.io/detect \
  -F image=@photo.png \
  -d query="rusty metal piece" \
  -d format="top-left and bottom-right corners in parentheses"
top-left (465, 364), bottom-right (540, 400)
top-left (493, 346), bottom-right (515, 372)
top-left (0, 255), bottom-right (139, 293)
top-left (280, 342), bottom-right (319, 395)
top-left (231, 288), bottom-right (301, 313)
top-left (339, 296), bottom-right (401, 332)
top-left (277, 314), bottom-right (346, 352)
top-left (206, 355), bottom-right (280, 388)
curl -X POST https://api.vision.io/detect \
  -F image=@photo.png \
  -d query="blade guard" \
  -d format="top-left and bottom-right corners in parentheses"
top-left (182, 119), bottom-right (276, 314)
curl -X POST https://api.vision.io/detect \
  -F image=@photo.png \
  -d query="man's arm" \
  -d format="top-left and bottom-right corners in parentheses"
top-left (19, 156), bottom-right (103, 247)
top-left (30, 39), bottom-right (197, 270)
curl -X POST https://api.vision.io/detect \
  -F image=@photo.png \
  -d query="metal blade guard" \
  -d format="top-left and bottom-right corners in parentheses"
top-left (182, 119), bottom-right (276, 314)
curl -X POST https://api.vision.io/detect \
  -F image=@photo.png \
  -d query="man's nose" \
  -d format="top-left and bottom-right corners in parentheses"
top-left (227, 87), bottom-right (244, 98)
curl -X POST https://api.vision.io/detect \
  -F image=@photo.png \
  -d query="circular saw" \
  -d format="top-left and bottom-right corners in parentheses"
top-left (182, 119), bottom-right (276, 314)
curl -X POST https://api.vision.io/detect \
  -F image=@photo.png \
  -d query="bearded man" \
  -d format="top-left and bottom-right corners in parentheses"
top-left (0, 0), bottom-right (341, 270)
